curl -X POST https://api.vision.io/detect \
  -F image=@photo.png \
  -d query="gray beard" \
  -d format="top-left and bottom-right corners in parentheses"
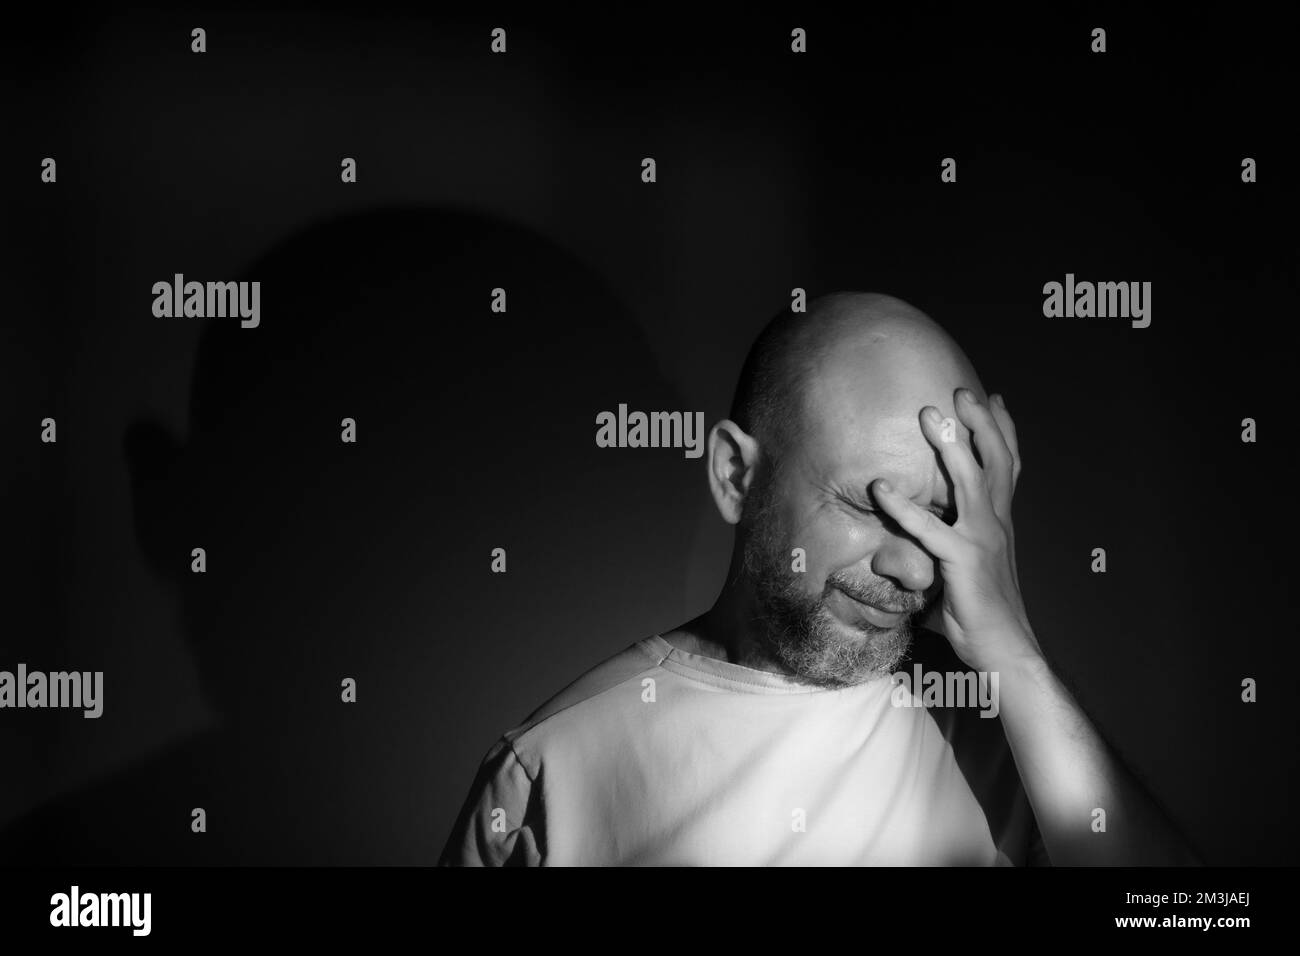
top-left (740, 478), bottom-right (925, 688)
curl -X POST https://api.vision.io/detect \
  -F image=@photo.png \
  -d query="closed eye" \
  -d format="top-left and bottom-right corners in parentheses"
top-left (842, 493), bottom-right (956, 526)
top-left (837, 494), bottom-right (879, 516)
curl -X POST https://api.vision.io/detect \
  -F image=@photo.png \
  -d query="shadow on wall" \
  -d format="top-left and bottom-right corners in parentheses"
top-left (0, 205), bottom-right (703, 864)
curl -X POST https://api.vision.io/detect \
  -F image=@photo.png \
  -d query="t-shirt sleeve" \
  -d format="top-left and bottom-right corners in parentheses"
top-left (438, 737), bottom-right (543, 866)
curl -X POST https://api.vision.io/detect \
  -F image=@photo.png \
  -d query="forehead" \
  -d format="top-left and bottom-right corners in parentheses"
top-left (798, 341), bottom-right (976, 502)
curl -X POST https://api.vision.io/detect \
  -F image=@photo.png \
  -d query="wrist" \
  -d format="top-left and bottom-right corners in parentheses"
top-left (971, 627), bottom-right (1047, 677)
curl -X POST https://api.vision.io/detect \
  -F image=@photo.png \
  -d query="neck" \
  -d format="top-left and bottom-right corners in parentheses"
top-left (663, 551), bottom-right (791, 675)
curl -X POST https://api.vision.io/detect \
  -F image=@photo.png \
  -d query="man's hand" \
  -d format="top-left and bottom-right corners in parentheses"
top-left (870, 388), bottom-right (1040, 672)
top-left (871, 387), bottom-right (1198, 865)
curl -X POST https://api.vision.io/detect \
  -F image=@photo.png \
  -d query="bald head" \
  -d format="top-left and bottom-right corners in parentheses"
top-left (730, 292), bottom-right (984, 472)
top-left (717, 292), bottom-right (986, 685)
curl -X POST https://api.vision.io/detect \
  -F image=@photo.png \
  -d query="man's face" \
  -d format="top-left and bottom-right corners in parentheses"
top-left (740, 338), bottom-right (977, 687)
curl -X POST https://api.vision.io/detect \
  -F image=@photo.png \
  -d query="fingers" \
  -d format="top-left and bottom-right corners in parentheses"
top-left (986, 394), bottom-right (1021, 493)
top-left (954, 389), bottom-right (1014, 520)
top-left (918, 400), bottom-right (995, 533)
top-left (870, 477), bottom-right (961, 561)
top-left (985, 394), bottom-right (1022, 589)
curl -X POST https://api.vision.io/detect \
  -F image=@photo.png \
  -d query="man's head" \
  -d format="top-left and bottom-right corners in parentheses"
top-left (709, 292), bottom-right (987, 687)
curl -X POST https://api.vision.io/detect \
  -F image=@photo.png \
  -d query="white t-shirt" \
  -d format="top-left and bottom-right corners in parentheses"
top-left (441, 630), bottom-right (1041, 865)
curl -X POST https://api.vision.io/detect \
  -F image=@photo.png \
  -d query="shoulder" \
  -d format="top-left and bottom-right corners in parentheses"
top-left (504, 637), bottom-right (668, 748)
top-left (438, 637), bottom-right (670, 865)
top-left (461, 636), bottom-right (668, 780)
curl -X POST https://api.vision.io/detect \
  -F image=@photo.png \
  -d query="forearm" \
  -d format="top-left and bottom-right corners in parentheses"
top-left (990, 641), bottom-right (1199, 866)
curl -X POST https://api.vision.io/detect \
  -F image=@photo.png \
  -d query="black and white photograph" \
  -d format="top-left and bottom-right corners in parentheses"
top-left (2, 3), bottom-right (1293, 940)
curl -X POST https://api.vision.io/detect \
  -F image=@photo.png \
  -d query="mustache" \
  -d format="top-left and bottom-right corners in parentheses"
top-left (827, 574), bottom-right (927, 615)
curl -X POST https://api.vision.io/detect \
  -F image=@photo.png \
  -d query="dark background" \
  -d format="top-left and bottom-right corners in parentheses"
top-left (2, 6), bottom-right (1295, 865)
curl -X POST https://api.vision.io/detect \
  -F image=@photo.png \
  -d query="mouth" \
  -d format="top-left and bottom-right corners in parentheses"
top-left (830, 587), bottom-right (909, 629)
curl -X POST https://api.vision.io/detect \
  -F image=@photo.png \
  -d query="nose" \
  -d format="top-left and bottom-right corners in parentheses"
top-left (869, 527), bottom-right (937, 595)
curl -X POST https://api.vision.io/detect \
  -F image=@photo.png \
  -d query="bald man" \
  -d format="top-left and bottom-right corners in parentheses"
top-left (441, 292), bottom-right (1198, 866)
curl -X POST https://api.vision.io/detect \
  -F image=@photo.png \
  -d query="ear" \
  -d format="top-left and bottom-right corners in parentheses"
top-left (123, 419), bottom-right (185, 588)
top-left (706, 419), bottom-right (762, 525)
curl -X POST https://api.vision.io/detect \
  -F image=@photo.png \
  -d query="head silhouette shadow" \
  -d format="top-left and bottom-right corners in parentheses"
top-left (5, 205), bottom-right (698, 864)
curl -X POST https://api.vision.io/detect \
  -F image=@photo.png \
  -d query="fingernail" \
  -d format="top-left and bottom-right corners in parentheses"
top-left (924, 407), bottom-right (942, 423)
top-left (875, 479), bottom-right (892, 494)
